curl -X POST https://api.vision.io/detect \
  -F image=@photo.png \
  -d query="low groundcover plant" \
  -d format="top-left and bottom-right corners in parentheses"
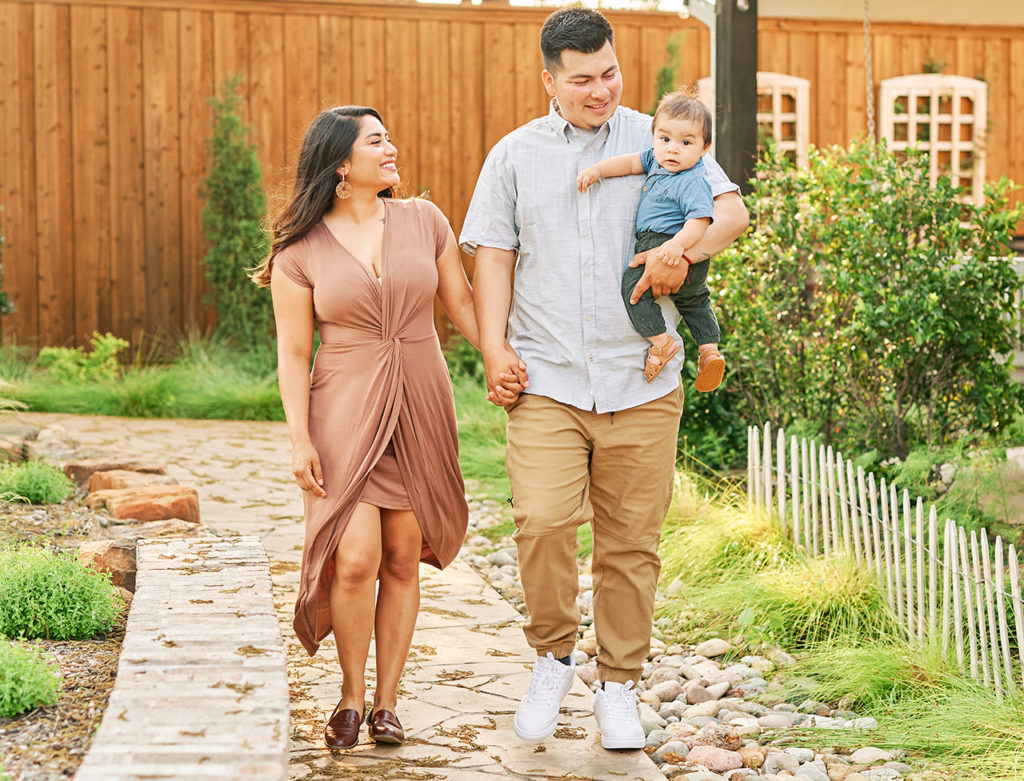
top-left (0, 640), bottom-right (60, 718)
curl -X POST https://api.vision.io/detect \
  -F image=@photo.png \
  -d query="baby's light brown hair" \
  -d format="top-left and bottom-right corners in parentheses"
top-left (652, 88), bottom-right (712, 147)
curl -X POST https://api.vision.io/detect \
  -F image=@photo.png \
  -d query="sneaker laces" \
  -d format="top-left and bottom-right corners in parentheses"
top-left (523, 654), bottom-right (569, 708)
top-left (601, 680), bottom-right (638, 721)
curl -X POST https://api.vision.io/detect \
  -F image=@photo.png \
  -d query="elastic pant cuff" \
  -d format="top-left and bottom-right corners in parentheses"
top-left (537, 642), bottom-right (577, 661)
top-left (597, 662), bottom-right (642, 685)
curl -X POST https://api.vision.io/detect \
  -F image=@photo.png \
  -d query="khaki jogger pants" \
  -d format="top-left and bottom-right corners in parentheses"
top-left (505, 387), bottom-right (683, 684)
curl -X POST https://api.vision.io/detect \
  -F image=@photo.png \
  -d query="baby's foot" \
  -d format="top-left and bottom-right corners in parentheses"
top-left (695, 348), bottom-right (725, 392)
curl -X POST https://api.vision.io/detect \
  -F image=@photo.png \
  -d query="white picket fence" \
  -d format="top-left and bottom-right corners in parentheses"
top-left (747, 422), bottom-right (1024, 696)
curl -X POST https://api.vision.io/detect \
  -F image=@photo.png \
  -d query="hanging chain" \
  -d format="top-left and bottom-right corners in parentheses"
top-left (863, 0), bottom-right (875, 140)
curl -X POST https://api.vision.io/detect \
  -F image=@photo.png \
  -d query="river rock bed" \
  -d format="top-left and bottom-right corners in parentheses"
top-left (459, 497), bottom-right (948, 781)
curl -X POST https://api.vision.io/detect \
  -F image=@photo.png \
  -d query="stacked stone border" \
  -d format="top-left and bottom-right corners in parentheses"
top-left (73, 536), bottom-right (289, 781)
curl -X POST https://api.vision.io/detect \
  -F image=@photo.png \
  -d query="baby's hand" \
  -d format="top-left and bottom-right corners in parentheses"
top-left (577, 166), bottom-right (602, 193)
top-left (656, 240), bottom-right (689, 268)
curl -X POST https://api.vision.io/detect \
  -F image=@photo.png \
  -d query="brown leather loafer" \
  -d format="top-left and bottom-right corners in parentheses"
top-left (324, 701), bottom-right (366, 750)
top-left (367, 708), bottom-right (405, 744)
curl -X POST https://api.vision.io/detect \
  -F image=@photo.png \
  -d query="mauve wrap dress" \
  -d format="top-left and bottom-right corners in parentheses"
top-left (273, 198), bottom-right (469, 656)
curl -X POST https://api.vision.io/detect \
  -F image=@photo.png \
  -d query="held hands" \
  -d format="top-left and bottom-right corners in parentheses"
top-left (576, 166), bottom-right (603, 193)
top-left (483, 342), bottom-right (529, 407)
top-left (292, 439), bottom-right (327, 498)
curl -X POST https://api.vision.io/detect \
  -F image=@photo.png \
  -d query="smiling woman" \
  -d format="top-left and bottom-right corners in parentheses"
top-left (248, 106), bottom-right (512, 752)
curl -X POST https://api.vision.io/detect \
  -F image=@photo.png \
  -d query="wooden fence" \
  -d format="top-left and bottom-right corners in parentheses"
top-left (748, 422), bottom-right (1024, 696)
top-left (1, 0), bottom-right (1023, 350)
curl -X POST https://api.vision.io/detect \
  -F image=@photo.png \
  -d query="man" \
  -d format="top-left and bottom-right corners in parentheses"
top-left (460, 7), bottom-right (749, 750)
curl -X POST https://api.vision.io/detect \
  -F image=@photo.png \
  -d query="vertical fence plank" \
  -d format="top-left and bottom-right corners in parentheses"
top-left (1009, 546), bottom-right (1024, 690)
top-left (790, 435), bottom-right (800, 543)
top-left (951, 521), bottom-right (965, 670)
top-left (762, 423), bottom-right (773, 514)
top-left (857, 466), bottom-right (873, 570)
top-left (981, 529), bottom-right (1003, 695)
top-left (809, 440), bottom-right (819, 555)
top-left (801, 437), bottom-right (811, 551)
top-left (827, 447), bottom-right (840, 560)
top-left (836, 452), bottom-right (851, 554)
top-left (942, 516), bottom-right (953, 658)
top-left (903, 491), bottom-right (915, 638)
top-left (880, 478), bottom-right (895, 615)
top-left (995, 537), bottom-right (1013, 688)
top-left (890, 484), bottom-right (906, 629)
top-left (869, 474), bottom-right (883, 582)
top-left (960, 527), bottom-right (980, 681)
top-left (928, 506), bottom-right (938, 640)
top-left (749, 427), bottom-right (757, 513)
top-left (819, 443), bottom-right (830, 558)
top-left (916, 498), bottom-right (925, 640)
top-left (751, 426), bottom-right (761, 511)
top-left (777, 427), bottom-right (786, 523)
top-left (847, 460), bottom-right (862, 564)
top-left (971, 530), bottom-right (991, 686)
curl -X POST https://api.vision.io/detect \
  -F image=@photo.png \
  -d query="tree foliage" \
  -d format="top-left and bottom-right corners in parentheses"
top-left (712, 139), bottom-right (1024, 459)
top-left (201, 75), bottom-right (272, 345)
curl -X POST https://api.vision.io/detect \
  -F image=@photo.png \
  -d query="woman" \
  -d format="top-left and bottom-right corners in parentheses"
top-left (252, 106), bottom-right (495, 750)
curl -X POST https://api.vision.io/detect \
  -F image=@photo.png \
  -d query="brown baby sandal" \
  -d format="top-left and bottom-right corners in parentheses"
top-left (694, 349), bottom-right (725, 392)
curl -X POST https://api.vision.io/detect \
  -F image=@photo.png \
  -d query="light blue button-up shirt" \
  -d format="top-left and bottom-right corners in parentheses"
top-left (460, 102), bottom-right (738, 414)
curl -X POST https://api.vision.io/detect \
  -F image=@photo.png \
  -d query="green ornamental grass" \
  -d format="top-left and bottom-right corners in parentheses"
top-left (0, 545), bottom-right (120, 640)
top-left (0, 460), bottom-right (73, 504)
top-left (0, 640), bottom-right (61, 718)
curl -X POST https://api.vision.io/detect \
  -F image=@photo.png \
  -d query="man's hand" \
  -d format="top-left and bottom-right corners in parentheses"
top-left (576, 166), bottom-right (602, 193)
top-left (628, 249), bottom-right (690, 304)
top-left (654, 238), bottom-right (689, 268)
top-left (482, 343), bottom-right (529, 407)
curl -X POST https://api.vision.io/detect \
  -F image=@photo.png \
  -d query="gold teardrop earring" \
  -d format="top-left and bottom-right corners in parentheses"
top-left (335, 171), bottom-right (353, 200)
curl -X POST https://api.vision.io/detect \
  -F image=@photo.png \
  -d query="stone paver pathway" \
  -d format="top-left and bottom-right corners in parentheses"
top-left (28, 413), bottom-right (665, 781)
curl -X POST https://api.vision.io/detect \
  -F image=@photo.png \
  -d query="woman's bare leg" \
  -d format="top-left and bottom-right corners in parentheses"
top-left (329, 501), bottom-right (383, 712)
top-left (372, 508), bottom-right (423, 711)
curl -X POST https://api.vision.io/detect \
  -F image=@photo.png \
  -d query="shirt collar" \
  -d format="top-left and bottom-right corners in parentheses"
top-left (545, 99), bottom-right (615, 145)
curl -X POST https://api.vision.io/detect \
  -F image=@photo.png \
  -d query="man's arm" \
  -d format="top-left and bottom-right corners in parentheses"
top-left (473, 246), bottom-right (528, 404)
top-left (628, 191), bottom-right (749, 303)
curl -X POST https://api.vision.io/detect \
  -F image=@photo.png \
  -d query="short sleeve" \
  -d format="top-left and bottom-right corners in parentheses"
top-left (639, 148), bottom-right (656, 174)
top-left (677, 167), bottom-right (715, 223)
top-left (459, 140), bottom-right (519, 255)
top-left (701, 154), bottom-right (741, 197)
top-left (272, 240), bottom-right (312, 289)
top-left (416, 198), bottom-right (453, 259)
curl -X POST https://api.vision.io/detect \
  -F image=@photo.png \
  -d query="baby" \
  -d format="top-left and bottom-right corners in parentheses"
top-left (577, 90), bottom-right (725, 391)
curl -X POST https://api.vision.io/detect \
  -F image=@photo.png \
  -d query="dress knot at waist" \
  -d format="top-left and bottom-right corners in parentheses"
top-left (317, 332), bottom-right (436, 351)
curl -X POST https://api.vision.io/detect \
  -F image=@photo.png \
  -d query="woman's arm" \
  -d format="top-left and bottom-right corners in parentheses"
top-left (435, 226), bottom-right (479, 349)
top-left (270, 269), bottom-right (326, 497)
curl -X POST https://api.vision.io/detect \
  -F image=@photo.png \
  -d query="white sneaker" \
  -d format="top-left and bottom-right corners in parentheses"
top-left (593, 680), bottom-right (645, 750)
top-left (513, 652), bottom-right (576, 741)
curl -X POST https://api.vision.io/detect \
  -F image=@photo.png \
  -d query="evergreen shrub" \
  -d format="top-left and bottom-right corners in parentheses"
top-left (36, 332), bottom-right (128, 383)
top-left (201, 75), bottom-right (273, 345)
top-left (0, 545), bottom-right (120, 640)
top-left (0, 640), bottom-right (60, 718)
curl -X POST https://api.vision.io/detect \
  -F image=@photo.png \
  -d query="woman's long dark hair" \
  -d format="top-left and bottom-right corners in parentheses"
top-left (252, 106), bottom-right (393, 287)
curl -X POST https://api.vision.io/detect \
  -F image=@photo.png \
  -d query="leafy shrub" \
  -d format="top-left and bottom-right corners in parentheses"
top-left (201, 75), bottom-right (273, 345)
top-left (0, 640), bottom-right (60, 718)
top-left (0, 545), bottom-right (120, 640)
top-left (0, 460), bottom-right (73, 504)
top-left (36, 332), bottom-right (128, 383)
top-left (715, 139), bottom-right (1024, 459)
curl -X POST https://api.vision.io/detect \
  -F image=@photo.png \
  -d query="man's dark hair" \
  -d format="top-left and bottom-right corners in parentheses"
top-left (539, 8), bottom-right (614, 72)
